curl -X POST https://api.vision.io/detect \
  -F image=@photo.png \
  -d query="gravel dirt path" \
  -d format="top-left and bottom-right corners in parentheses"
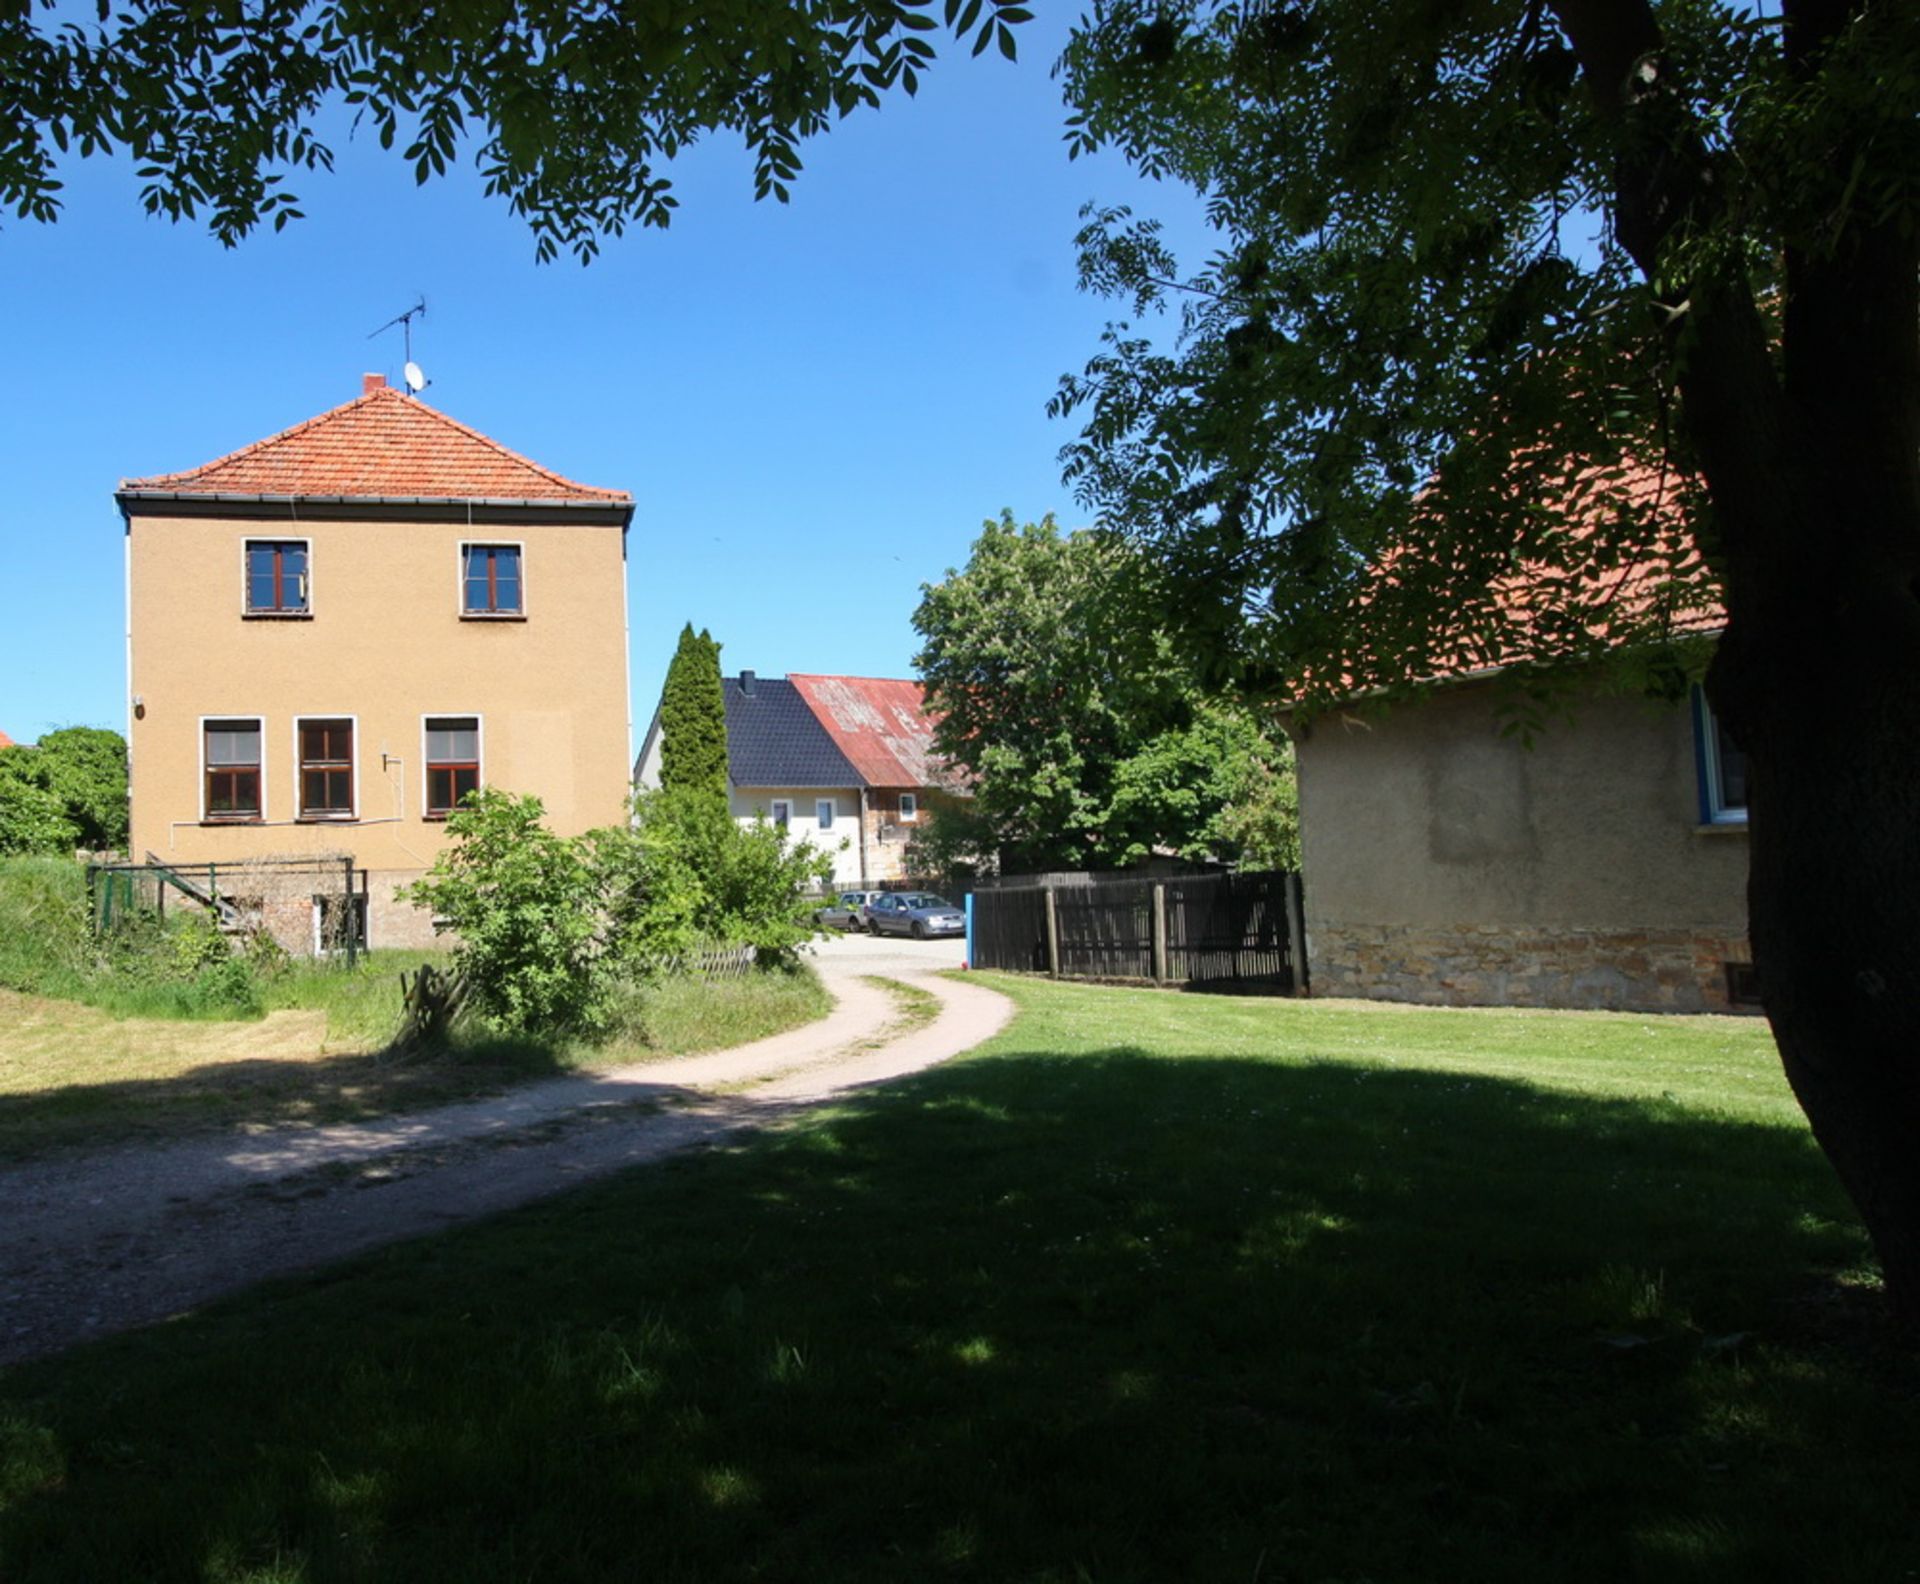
top-left (0, 939), bottom-right (1007, 1367)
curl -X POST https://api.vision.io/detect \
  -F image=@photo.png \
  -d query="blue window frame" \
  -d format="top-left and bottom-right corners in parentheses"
top-left (1692, 686), bottom-right (1748, 825)
top-left (462, 544), bottom-right (523, 615)
top-left (245, 540), bottom-right (308, 614)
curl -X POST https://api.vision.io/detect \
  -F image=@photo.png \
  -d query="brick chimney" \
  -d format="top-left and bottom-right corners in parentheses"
top-left (362, 372), bottom-right (388, 395)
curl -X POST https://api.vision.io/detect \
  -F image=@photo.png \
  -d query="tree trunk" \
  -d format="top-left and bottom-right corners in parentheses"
top-left (1732, 664), bottom-right (1920, 1330)
top-left (1554, 0), bottom-right (1920, 1328)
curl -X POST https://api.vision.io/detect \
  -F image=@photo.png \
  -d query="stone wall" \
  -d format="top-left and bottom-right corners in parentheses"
top-left (231, 867), bottom-right (440, 956)
top-left (1309, 921), bottom-right (1757, 1014)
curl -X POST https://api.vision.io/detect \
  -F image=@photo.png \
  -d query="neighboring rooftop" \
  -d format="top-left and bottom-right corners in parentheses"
top-left (118, 374), bottom-right (631, 506)
top-left (789, 674), bottom-right (954, 789)
top-left (723, 673), bottom-right (863, 790)
top-left (0, 730), bottom-right (13, 750)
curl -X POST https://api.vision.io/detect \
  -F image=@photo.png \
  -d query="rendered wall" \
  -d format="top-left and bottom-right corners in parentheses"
top-left (729, 786), bottom-right (863, 884)
top-left (127, 507), bottom-right (631, 945)
top-left (1294, 679), bottom-right (1752, 1012)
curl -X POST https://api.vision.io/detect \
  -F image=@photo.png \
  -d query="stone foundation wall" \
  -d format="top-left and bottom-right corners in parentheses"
top-left (229, 869), bottom-right (441, 956)
top-left (1308, 921), bottom-right (1757, 1014)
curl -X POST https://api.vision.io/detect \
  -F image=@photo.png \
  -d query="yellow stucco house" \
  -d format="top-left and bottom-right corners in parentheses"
top-left (118, 374), bottom-right (634, 950)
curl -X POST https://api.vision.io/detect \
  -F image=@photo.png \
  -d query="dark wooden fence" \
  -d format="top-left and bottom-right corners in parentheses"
top-left (969, 870), bottom-right (1307, 994)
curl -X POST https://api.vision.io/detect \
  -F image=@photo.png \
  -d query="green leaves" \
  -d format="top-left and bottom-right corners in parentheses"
top-left (0, 728), bottom-right (127, 857)
top-left (659, 623), bottom-right (730, 804)
top-left (1052, 0), bottom-right (1770, 711)
top-left (913, 512), bottom-right (1296, 871)
top-left (2, 0), bottom-right (1034, 258)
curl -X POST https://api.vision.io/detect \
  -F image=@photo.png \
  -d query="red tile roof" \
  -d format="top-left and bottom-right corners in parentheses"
top-left (0, 730), bottom-right (13, 750)
top-left (120, 378), bottom-right (629, 504)
top-left (1332, 457), bottom-right (1724, 696)
top-left (788, 675), bottom-right (959, 789)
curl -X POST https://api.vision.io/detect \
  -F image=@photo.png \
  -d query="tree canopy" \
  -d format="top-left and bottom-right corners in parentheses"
top-left (914, 511), bottom-right (1297, 872)
top-left (0, 727), bottom-right (128, 856)
top-left (3, 0), bottom-right (1032, 259)
top-left (658, 623), bottom-right (729, 803)
top-left (1052, 0), bottom-right (1913, 707)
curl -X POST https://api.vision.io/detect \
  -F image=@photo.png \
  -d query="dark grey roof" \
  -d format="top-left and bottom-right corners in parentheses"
top-left (725, 675), bottom-right (863, 788)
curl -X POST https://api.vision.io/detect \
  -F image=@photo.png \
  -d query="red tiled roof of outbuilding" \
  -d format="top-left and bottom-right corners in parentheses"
top-left (119, 375), bottom-right (629, 504)
top-left (0, 730), bottom-right (13, 749)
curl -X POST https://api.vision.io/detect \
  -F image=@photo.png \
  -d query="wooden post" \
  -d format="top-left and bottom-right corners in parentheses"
top-left (344, 856), bottom-right (358, 969)
top-left (1152, 883), bottom-right (1168, 983)
top-left (1044, 886), bottom-right (1060, 978)
top-left (1283, 872), bottom-right (1309, 997)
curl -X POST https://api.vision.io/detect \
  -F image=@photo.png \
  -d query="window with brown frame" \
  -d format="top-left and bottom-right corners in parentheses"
top-left (298, 718), bottom-right (354, 819)
top-left (245, 540), bottom-right (309, 614)
top-left (424, 717), bottom-right (481, 818)
top-left (461, 543), bottom-right (523, 615)
top-left (204, 720), bottom-right (262, 820)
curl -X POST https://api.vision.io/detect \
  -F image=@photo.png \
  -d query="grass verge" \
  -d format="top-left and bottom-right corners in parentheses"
top-left (0, 959), bottom-right (831, 1162)
top-left (1, 975), bottom-right (1906, 1581)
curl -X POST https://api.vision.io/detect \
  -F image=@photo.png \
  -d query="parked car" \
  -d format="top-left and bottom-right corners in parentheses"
top-left (867, 891), bottom-right (966, 939)
top-left (815, 889), bottom-right (884, 931)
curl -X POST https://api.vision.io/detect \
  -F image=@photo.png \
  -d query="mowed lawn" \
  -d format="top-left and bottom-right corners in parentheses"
top-left (2, 976), bottom-right (1912, 1582)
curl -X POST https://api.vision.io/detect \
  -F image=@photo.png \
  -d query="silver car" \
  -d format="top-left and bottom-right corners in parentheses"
top-left (867, 891), bottom-right (966, 939)
top-left (815, 889), bottom-right (884, 931)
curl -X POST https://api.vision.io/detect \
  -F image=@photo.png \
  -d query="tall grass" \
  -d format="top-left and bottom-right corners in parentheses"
top-left (0, 855), bottom-right (263, 1020)
top-left (609, 960), bottom-right (833, 1056)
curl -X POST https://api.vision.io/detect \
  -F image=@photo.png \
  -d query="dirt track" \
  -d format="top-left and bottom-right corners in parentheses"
top-left (0, 941), bottom-right (1008, 1367)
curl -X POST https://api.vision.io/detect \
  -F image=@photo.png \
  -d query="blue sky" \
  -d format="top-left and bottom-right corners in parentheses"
top-left (0, 12), bottom-right (1207, 750)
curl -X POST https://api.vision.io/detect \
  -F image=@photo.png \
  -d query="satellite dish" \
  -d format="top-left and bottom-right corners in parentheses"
top-left (403, 360), bottom-right (427, 393)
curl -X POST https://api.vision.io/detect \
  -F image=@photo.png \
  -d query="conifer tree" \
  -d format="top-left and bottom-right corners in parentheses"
top-left (659, 623), bottom-right (729, 803)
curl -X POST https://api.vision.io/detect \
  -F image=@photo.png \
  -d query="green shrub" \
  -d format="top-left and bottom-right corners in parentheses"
top-left (401, 787), bottom-right (835, 1041)
top-left (604, 788), bottom-right (833, 969)
top-left (401, 789), bottom-right (610, 1037)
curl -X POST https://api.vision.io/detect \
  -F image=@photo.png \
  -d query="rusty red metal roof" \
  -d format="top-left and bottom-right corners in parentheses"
top-left (119, 377), bottom-right (630, 504)
top-left (788, 675), bottom-right (958, 789)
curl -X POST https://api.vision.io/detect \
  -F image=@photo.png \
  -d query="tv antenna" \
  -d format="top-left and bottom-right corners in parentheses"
top-left (368, 296), bottom-right (430, 395)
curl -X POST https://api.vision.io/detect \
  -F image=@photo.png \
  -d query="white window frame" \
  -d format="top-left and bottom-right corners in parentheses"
top-left (311, 892), bottom-right (371, 957)
top-left (199, 714), bottom-right (266, 823)
top-left (816, 798), bottom-right (835, 830)
top-left (292, 713), bottom-right (360, 822)
top-left (420, 712), bottom-right (485, 820)
top-left (1693, 688), bottom-right (1749, 827)
top-left (899, 792), bottom-right (918, 822)
top-left (770, 799), bottom-right (792, 829)
top-left (458, 539), bottom-right (528, 619)
top-left (241, 537), bottom-right (313, 618)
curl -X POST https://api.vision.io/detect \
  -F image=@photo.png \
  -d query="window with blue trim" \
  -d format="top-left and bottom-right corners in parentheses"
top-left (1693, 686), bottom-right (1748, 825)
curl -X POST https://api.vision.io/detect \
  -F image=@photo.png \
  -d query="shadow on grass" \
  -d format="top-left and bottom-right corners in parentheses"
top-left (0, 1044), bottom-right (1906, 1583)
top-left (0, 1033), bottom-right (577, 1162)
